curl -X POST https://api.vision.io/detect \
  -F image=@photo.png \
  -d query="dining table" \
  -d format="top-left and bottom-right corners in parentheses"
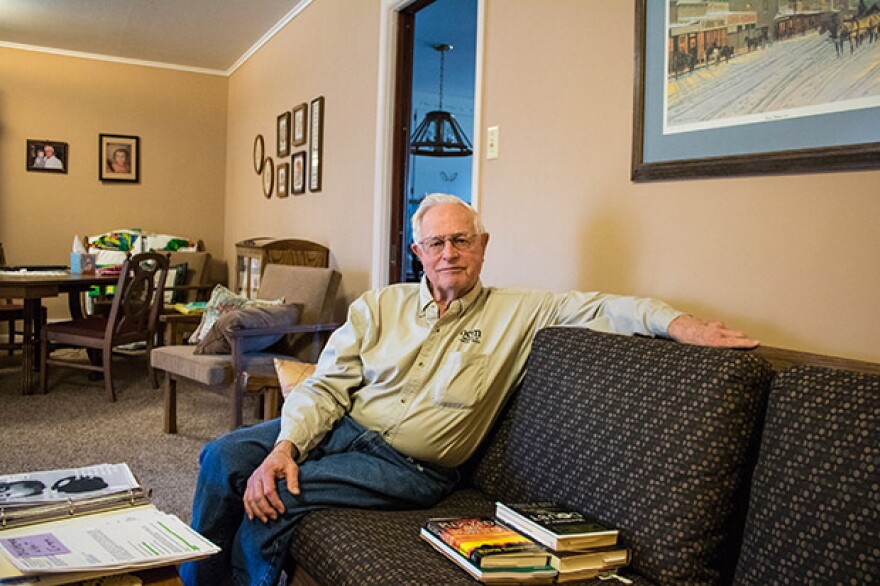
top-left (0, 268), bottom-right (119, 394)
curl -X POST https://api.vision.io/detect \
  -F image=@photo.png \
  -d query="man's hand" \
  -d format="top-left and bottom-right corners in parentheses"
top-left (667, 314), bottom-right (759, 349)
top-left (243, 440), bottom-right (300, 523)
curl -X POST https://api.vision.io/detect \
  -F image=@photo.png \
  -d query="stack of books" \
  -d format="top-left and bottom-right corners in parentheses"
top-left (495, 501), bottom-right (631, 583)
top-left (420, 517), bottom-right (557, 583)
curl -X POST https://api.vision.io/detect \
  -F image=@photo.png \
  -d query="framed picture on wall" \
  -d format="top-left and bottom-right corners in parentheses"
top-left (291, 151), bottom-right (306, 194)
top-left (262, 157), bottom-right (275, 198)
top-left (632, 0), bottom-right (880, 181)
top-left (292, 102), bottom-right (307, 146)
top-left (277, 162), bottom-right (289, 198)
top-left (253, 134), bottom-right (266, 174)
top-left (26, 139), bottom-right (68, 174)
top-left (308, 96), bottom-right (324, 192)
top-left (277, 112), bottom-right (291, 157)
top-left (99, 134), bottom-right (139, 182)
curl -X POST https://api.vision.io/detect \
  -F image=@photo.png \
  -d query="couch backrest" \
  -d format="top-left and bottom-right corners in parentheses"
top-left (472, 327), bottom-right (776, 585)
top-left (733, 365), bottom-right (879, 585)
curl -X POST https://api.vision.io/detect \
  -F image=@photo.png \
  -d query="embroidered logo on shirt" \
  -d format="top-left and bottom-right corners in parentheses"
top-left (459, 329), bottom-right (482, 343)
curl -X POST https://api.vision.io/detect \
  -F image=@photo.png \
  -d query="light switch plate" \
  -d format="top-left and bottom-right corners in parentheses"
top-left (487, 126), bottom-right (499, 159)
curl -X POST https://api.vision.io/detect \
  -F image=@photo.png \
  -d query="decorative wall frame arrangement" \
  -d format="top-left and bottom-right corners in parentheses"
top-left (253, 135), bottom-right (265, 174)
top-left (277, 162), bottom-right (289, 198)
top-left (277, 112), bottom-right (291, 157)
top-left (26, 139), bottom-right (69, 174)
top-left (292, 103), bottom-right (308, 146)
top-left (99, 134), bottom-right (139, 182)
top-left (291, 151), bottom-right (306, 194)
top-left (632, 0), bottom-right (880, 182)
top-left (262, 157), bottom-right (275, 198)
top-left (308, 96), bottom-right (325, 192)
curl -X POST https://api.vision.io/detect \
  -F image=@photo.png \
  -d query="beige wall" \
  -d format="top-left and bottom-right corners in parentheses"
top-left (477, 0), bottom-right (879, 361)
top-left (224, 0), bottom-right (381, 310)
top-left (3, 0), bottom-right (878, 361)
top-left (0, 48), bottom-right (227, 316)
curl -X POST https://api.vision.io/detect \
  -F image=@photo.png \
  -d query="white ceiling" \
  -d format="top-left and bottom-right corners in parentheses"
top-left (0, 0), bottom-right (310, 74)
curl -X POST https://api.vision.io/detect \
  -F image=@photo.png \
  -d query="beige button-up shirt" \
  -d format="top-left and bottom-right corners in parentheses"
top-left (279, 279), bottom-right (681, 468)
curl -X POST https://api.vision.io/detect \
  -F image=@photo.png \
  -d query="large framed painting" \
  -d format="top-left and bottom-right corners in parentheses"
top-left (632, 0), bottom-right (880, 182)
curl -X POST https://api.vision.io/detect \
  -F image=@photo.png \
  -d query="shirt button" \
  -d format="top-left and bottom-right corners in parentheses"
top-left (400, 398), bottom-right (406, 403)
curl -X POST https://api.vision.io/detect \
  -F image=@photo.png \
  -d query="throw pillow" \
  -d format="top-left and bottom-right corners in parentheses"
top-left (274, 358), bottom-right (317, 399)
top-left (194, 304), bottom-right (302, 355)
top-left (188, 285), bottom-right (285, 344)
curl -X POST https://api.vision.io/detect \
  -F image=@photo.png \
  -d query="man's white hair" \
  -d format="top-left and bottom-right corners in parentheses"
top-left (411, 193), bottom-right (486, 243)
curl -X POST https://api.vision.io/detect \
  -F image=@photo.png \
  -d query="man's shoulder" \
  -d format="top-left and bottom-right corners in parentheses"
top-left (483, 285), bottom-right (553, 301)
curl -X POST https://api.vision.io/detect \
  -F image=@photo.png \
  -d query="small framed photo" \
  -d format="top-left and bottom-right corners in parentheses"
top-left (291, 151), bottom-right (306, 195)
top-left (253, 134), bottom-right (265, 174)
top-left (99, 134), bottom-right (139, 182)
top-left (262, 157), bottom-right (275, 198)
top-left (292, 103), bottom-right (308, 146)
top-left (308, 96), bottom-right (324, 192)
top-left (277, 162), bottom-right (289, 198)
top-left (26, 140), bottom-right (68, 174)
top-left (277, 112), bottom-right (291, 157)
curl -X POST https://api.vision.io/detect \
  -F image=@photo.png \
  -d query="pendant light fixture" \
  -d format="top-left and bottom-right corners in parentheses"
top-left (410, 43), bottom-right (473, 157)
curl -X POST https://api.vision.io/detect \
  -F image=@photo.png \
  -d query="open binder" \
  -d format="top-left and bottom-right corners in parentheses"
top-left (0, 463), bottom-right (218, 584)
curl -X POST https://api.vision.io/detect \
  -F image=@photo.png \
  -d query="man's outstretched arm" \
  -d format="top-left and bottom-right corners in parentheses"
top-left (667, 314), bottom-right (759, 348)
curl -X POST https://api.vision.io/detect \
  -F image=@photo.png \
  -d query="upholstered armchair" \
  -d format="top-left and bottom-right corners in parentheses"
top-left (150, 264), bottom-right (340, 433)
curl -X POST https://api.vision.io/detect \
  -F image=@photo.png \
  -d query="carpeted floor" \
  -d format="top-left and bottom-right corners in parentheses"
top-left (0, 348), bottom-right (262, 523)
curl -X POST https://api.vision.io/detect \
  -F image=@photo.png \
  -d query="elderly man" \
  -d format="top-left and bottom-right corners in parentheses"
top-left (181, 193), bottom-right (757, 586)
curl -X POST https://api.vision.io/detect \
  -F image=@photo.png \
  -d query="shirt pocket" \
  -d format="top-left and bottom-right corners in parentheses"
top-left (430, 352), bottom-right (488, 409)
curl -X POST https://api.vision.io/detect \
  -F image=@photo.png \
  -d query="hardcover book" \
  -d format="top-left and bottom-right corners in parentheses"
top-left (423, 517), bottom-right (550, 569)
top-left (420, 524), bottom-right (557, 584)
top-left (550, 546), bottom-right (631, 573)
top-left (495, 501), bottom-right (618, 551)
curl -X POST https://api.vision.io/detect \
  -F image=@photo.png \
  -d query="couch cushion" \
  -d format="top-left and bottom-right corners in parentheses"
top-left (733, 366), bottom-right (880, 585)
top-left (473, 327), bottom-right (775, 584)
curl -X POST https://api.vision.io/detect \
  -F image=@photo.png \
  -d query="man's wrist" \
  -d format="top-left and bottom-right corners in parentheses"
top-left (273, 440), bottom-right (299, 460)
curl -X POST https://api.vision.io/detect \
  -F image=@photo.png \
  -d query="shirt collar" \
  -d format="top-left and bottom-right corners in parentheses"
top-left (418, 276), bottom-right (483, 318)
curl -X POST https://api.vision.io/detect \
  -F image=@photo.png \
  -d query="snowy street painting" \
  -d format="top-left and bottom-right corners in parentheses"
top-left (664, 1), bottom-right (880, 134)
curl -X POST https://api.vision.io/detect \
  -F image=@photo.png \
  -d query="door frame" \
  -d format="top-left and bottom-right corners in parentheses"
top-left (372, 0), bottom-right (484, 289)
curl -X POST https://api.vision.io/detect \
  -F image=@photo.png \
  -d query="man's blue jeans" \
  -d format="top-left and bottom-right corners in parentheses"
top-left (180, 416), bottom-right (459, 586)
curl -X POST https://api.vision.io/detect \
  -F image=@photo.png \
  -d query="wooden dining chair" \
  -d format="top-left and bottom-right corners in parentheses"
top-left (39, 252), bottom-right (170, 401)
top-left (0, 243), bottom-right (47, 356)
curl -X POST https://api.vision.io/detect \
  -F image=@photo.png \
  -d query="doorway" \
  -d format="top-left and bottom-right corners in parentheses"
top-left (389, 0), bottom-right (478, 284)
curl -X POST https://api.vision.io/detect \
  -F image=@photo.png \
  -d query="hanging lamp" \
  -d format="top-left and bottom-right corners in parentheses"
top-left (410, 44), bottom-right (473, 157)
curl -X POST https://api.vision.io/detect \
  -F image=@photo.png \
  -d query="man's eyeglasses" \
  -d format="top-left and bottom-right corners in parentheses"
top-left (418, 233), bottom-right (481, 256)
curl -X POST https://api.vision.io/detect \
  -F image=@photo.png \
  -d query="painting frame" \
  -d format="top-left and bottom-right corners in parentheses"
top-left (277, 112), bottom-right (291, 157)
top-left (292, 102), bottom-right (308, 146)
top-left (26, 139), bottom-right (69, 174)
top-left (253, 134), bottom-right (265, 174)
top-left (277, 162), bottom-right (289, 198)
top-left (99, 134), bottom-right (139, 182)
top-left (262, 157), bottom-right (275, 198)
top-left (631, 0), bottom-right (880, 182)
top-left (291, 151), bottom-right (306, 195)
top-left (308, 96), bottom-right (324, 192)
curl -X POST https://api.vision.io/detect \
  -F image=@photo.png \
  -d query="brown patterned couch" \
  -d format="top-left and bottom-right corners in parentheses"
top-left (286, 327), bottom-right (879, 585)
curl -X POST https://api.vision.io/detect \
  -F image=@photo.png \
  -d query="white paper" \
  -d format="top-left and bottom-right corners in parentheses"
top-left (72, 235), bottom-right (86, 254)
top-left (0, 463), bottom-right (140, 508)
top-left (0, 506), bottom-right (219, 574)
